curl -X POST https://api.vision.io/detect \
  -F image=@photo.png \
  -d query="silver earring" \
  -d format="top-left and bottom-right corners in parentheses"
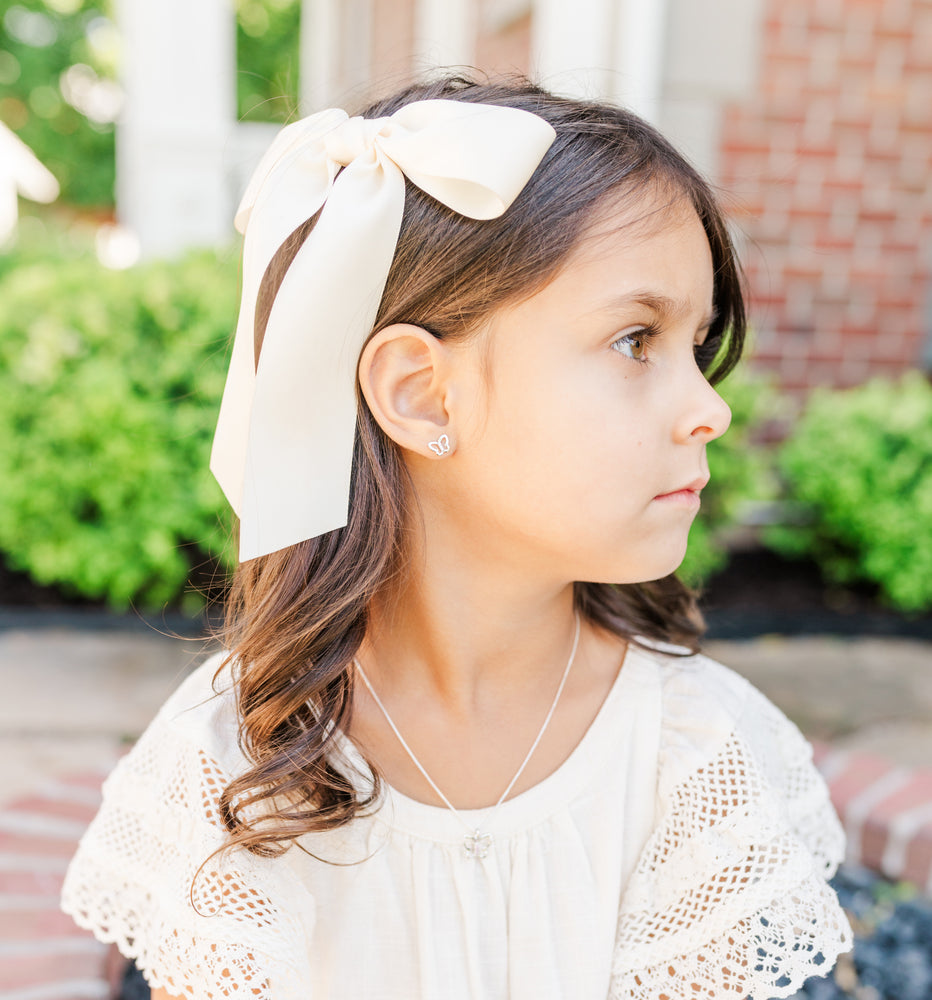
top-left (428, 433), bottom-right (451, 457)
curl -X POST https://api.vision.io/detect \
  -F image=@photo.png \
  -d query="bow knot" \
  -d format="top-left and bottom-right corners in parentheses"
top-left (323, 115), bottom-right (392, 166)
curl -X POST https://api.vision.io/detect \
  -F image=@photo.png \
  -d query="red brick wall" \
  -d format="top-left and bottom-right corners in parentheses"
top-left (719, 0), bottom-right (932, 391)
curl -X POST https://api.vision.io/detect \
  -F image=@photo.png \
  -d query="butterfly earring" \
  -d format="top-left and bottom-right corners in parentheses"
top-left (428, 434), bottom-right (451, 457)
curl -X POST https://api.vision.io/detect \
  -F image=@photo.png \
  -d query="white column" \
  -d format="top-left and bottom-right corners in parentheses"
top-left (413, 0), bottom-right (476, 71)
top-left (530, 0), bottom-right (615, 99)
top-left (300, 0), bottom-right (341, 109)
top-left (660, 0), bottom-right (765, 179)
top-left (611, 0), bottom-right (668, 122)
top-left (300, 0), bottom-right (373, 112)
top-left (116, 0), bottom-right (235, 257)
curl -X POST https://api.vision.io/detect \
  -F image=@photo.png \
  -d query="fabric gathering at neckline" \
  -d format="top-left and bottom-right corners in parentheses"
top-left (329, 643), bottom-right (663, 845)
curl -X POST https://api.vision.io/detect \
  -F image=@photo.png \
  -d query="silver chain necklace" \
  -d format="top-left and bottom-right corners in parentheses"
top-left (353, 613), bottom-right (581, 861)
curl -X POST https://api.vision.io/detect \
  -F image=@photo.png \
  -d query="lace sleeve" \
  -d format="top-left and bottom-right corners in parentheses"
top-left (61, 657), bottom-right (314, 1000)
top-left (610, 655), bottom-right (852, 1000)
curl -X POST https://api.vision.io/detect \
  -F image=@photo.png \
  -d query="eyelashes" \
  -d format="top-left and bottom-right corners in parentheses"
top-left (610, 324), bottom-right (723, 374)
top-left (610, 324), bottom-right (661, 364)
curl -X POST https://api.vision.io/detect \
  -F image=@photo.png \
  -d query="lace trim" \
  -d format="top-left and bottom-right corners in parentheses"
top-left (610, 875), bottom-right (851, 999)
top-left (609, 656), bottom-right (852, 999)
top-left (61, 702), bottom-right (313, 1000)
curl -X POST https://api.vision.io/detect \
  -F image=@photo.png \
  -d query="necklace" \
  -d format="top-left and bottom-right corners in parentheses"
top-left (353, 612), bottom-right (581, 861)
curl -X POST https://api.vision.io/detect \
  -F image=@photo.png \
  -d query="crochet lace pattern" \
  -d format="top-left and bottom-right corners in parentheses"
top-left (609, 657), bottom-right (851, 999)
top-left (61, 653), bottom-right (851, 1000)
top-left (62, 715), bottom-right (315, 996)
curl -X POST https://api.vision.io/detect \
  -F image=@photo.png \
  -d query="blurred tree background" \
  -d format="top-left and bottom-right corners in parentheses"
top-left (0, 0), bottom-right (118, 207)
top-left (0, 0), bottom-right (301, 611)
top-left (235, 0), bottom-right (300, 123)
top-left (0, 0), bottom-right (300, 212)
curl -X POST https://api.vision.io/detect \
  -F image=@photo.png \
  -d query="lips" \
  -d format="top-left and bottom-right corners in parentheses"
top-left (655, 476), bottom-right (709, 500)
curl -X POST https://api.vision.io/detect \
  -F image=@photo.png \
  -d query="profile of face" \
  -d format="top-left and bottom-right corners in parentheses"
top-left (433, 192), bottom-right (733, 588)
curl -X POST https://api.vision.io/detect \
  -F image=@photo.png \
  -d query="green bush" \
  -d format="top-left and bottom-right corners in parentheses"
top-left (679, 372), bottom-right (779, 584)
top-left (765, 373), bottom-right (932, 612)
top-left (0, 245), bottom-right (239, 610)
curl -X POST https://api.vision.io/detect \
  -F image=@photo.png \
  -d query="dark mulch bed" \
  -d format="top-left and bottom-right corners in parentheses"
top-left (0, 558), bottom-right (220, 635)
top-left (1, 548), bottom-right (930, 640)
top-left (699, 548), bottom-right (932, 641)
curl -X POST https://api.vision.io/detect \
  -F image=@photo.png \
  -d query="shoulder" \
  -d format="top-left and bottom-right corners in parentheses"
top-left (149, 648), bottom-right (242, 754)
top-left (104, 651), bottom-right (250, 795)
top-left (630, 639), bottom-right (810, 797)
top-left (62, 648), bottom-right (315, 1000)
top-left (610, 640), bottom-right (853, 999)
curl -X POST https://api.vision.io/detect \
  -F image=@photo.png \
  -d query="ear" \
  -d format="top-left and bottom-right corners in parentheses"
top-left (358, 324), bottom-right (457, 457)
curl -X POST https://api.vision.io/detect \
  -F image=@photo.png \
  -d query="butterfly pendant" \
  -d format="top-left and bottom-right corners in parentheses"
top-left (428, 434), bottom-right (451, 456)
top-left (463, 829), bottom-right (492, 860)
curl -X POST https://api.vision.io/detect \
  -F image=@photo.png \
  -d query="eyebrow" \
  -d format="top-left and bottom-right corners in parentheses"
top-left (591, 290), bottom-right (718, 330)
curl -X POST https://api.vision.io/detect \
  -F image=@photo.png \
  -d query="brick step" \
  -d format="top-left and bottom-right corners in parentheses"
top-left (0, 774), bottom-right (114, 1000)
top-left (814, 741), bottom-right (932, 891)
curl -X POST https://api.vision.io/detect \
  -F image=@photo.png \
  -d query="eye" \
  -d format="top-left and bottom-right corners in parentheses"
top-left (611, 326), bottom-right (656, 364)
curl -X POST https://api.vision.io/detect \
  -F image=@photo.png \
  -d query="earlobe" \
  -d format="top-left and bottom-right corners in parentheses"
top-left (358, 324), bottom-right (455, 457)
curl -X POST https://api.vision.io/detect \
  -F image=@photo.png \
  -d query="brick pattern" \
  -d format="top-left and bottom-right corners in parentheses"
top-left (719, 0), bottom-right (932, 392)
top-left (0, 775), bottom-right (112, 1000)
top-left (814, 741), bottom-right (932, 890)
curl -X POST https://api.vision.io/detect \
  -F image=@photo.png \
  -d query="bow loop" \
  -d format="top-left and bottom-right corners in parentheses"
top-left (211, 98), bottom-right (557, 560)
top-left (234, 108), bottom-right (347, 235)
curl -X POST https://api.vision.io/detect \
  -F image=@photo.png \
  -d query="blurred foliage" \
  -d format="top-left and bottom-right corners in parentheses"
top-left (0, 0), bottom-right (301, 212)
top-left (0, 243), bottom-right (238, 611)
top-left (236, 0), bottom-right (300, 123)
top-left (679, 372), bottom-right (780, 585)
top-left (765, 373), bottom-right (932, 612)
top-left (0, 0), bottom-right (117, 206)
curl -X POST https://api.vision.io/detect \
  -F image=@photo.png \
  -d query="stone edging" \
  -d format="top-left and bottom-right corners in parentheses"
top-left (813, 741), bottom-right (932, 893)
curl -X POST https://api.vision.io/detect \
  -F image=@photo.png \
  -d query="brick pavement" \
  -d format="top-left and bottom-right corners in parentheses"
top-left (0, 773), bottom-right (110, 999)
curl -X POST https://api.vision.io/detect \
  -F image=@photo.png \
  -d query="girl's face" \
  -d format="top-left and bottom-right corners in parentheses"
top-left (446, 194), bottom-right (732, 586)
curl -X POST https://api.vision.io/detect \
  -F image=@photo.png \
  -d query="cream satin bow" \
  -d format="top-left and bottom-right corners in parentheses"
top-left (210, 99), bottom-right (556, 561)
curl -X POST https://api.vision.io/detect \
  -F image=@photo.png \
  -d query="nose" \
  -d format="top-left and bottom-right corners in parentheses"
top-left (673, 368), bottom-right (732, 444)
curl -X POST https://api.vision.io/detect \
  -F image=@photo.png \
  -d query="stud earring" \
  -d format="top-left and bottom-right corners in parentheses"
top-left (428, 433), bottom-right (451, 457)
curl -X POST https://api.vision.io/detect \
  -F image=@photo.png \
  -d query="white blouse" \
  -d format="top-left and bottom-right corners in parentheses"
top-left (61, 642), bottom-right (852, 1000)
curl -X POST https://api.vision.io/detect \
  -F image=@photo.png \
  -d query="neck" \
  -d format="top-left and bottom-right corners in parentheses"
top-left (358, 517), bottom-right (581, 720)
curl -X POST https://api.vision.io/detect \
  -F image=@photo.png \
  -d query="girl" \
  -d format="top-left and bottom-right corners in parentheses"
top-left (62, 74), bottom-right (852, 999)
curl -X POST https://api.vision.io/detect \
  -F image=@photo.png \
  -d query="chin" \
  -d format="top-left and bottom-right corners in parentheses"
top-left (582, 557), bottom-right (689, 588)
top-left (589, 541), bottom-right (690, 587)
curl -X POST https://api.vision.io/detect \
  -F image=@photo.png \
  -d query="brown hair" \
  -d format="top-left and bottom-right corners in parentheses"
top-left (217, 73), bottom-right (746, 858)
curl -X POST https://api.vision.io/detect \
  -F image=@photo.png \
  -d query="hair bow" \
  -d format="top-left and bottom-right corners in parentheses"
top-left (210, 99), bottom-right (556, 561)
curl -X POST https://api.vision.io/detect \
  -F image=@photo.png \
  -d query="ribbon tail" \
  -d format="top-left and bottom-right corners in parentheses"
top-left (210, 301), bottom-right (257, 517)
top-left (236, 155), bottom-right (406, 560)
top-left (212, 132), bottom-right (341, 518)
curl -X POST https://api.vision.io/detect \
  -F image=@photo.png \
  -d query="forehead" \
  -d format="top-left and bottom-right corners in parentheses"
top-left (540, 192), bottom-right (714, 316)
